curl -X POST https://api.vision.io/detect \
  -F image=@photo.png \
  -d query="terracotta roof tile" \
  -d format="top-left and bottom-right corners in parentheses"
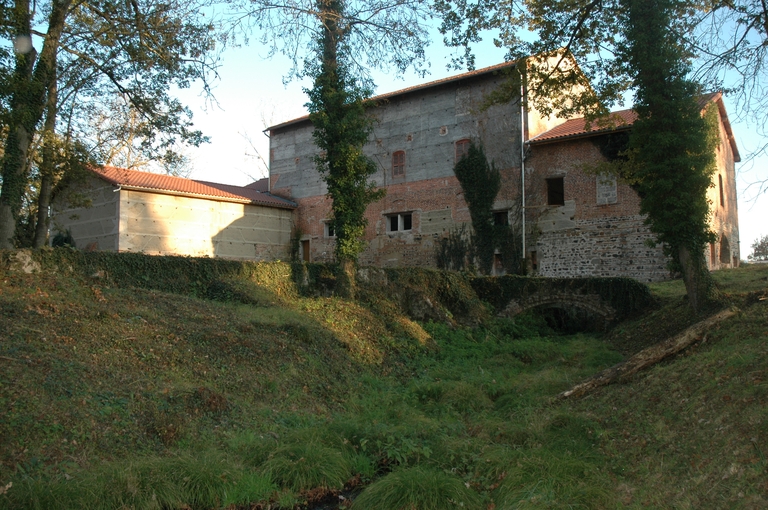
top-left (529, 92), bottom-right (733, 148)
top-left (244, 178), bottom-right (270, 192)
top-left (529, 109), bottom-right (637, 144)
top-left (92, 167), bottom-right (296, 209)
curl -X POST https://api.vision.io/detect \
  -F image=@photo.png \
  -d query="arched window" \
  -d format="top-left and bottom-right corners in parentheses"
top-left (720, 235), bottom-right (730, 264)
top-left (392, 150), bottom-right (405, 177)
top-left (455, 139), bottom-right (470, 161)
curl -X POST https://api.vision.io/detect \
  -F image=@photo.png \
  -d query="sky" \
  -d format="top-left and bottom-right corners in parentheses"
top-left (174, 37), bottom-right (768, 261)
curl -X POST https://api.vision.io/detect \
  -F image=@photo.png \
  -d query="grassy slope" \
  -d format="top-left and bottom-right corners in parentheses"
top-left (0, 254), bottom-right (765, 509)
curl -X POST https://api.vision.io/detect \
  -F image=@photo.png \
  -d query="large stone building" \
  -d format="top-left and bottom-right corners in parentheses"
top-left (268, 61), bottom-right (566, 269)
top-left (268, 64), bottom-right (740, 281)
top-left (526, 92), bottom-right (740, 279)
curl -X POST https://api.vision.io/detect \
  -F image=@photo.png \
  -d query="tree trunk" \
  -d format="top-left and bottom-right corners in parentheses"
top-left (33, 74), bottom-right (59, 248)
top-left (678, 244), bottom-right (713, 313)
top-left (557, 308), bottom-right (736, 400)
top-left (0, 0), bottom-right (71, 249)
top-left (336, 258), bottom-right (356, 299)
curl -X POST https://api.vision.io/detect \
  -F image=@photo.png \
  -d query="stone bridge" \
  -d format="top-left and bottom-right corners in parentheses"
top-left (498, 291), bottom-right (619, 322)
top-left (471, 275), bottom-right (654, 325)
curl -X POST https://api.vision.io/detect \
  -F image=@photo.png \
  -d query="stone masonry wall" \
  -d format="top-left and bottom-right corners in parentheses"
top-left (535, 215), bottom-right (669, 282)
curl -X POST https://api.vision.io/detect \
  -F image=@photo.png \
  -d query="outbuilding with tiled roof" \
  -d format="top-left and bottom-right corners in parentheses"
top-left (51, 167), bottom-right (296, 260)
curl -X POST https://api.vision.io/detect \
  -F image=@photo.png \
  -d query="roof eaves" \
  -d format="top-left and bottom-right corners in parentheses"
top-left (268, 61), bottom-right (518, 133)
top-left (527, 123), bottom-right (633, 145)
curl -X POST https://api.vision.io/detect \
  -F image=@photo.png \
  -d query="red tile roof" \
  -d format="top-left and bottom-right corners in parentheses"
top-left (529, 109), bottom-right (637, 145)
top-left (528, 92), bottom-right (739, 161)
top-left (268, 61), bottom-right (518, 132)
top-left (92, 166), bottom-right (296, 209)
top-left (244, 178), bottom-right (269, 192)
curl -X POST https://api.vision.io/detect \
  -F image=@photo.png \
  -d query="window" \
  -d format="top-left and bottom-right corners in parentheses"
top-left (530, 251), bottom-right (538, 271)
top-left (720, 235), bottom-right (730, 264)
top-left (392, 150), bottom-right (405, 178)
top-left (301, 240), bottom-right (310, 262)
top-left (493, 210), bottom-right (509, 226)
top-left (455, 139), bottom-right (470, 161)
top-left (710, 243), bottom-right (716, 267)
top-left (596, 174), bottom-right (617, 205)
top-left (719, 174), bottom-right (725, 207)
top-left (324, 222), bottom-right (335, 238)
top-left (546, 177), bottom-right (565, 206)
top-left (387, 213), bottom-right (412, 232)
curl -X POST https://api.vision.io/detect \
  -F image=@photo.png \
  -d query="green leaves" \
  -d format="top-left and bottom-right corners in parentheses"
top-left (453, 142), bottom-right (500, 275)
top-left (305, 6), bottom-right (385, 268)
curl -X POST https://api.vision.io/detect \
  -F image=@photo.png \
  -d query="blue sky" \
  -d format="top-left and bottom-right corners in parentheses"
top-left (175, 38), bottom-right (768, 260)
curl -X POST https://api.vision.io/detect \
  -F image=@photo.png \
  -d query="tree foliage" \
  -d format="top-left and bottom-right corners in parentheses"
top-left (453, 142), bottom-right (500, 275)
top-left (305, 0), bottom-right (385, 294)
top-left (0, 0), bottom-right (221, 248)
top-left (242, 0), bottom-right (432, 295)
top-left (621, 0), bottom-right (718, 311)
top-left (749, 234), bottom-right (768, 261)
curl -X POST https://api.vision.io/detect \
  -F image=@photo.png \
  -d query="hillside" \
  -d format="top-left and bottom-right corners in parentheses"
top-left (0, 250), bottom-right (765, 509)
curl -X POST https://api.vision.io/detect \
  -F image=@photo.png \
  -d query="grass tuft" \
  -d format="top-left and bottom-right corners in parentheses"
top-left (351, 466), bottom-right (482, 510)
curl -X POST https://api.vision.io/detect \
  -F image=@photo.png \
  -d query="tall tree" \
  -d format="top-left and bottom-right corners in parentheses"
top-left (243, 0), bottom-right (432, 295)
top-left (0, 0), bottom-right (220, 248)
top-left (305, 0), bottom-right (385, 297)
top-left (621, 0), bottom-right (718, 311)
top-left (438, 0), bottom-right (721, 311)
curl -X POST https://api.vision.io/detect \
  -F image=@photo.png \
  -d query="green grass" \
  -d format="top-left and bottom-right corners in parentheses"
top-left (1, 253), bottom-right (766, 509)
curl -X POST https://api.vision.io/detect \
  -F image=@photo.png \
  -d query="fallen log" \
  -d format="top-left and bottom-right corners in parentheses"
top-left (556, 308), bottom-right (738, 400)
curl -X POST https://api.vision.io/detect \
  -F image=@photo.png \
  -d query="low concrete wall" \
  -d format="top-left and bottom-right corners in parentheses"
top-left (118, 190), bottom-right (293, 260)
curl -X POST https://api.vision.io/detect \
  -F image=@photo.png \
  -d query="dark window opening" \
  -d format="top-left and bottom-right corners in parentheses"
top-left (546, 177), bottom-right (565, 206)
top-left (325, 222), bottom-right (335, 238)
top-left (530, 250), bottom-right (538, 271)
top-left (301, 240), bottom-right (310, 262)
top-left (455, 139), bottom-right (470, 161)
top-left (719, 174), bottom-right (725, 207)
top-left (393, 150), bottom-right (405, 177)
top-left (493, 211), bottom-right (509, 226)
top-left (720, 235), bottom-right (730, 264)
top-left (388, 213), bottom-right (413, 232)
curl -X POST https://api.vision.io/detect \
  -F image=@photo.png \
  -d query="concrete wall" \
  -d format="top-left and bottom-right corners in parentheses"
top-left (51, 175), bottom-right (120, 251)
top-left (117, 190), bottom-right (293, 260)
top-left (271, 71), bottom-right (526, 266)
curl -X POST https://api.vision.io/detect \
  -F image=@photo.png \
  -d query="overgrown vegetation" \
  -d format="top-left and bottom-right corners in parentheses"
top-left (749, 234), bottom-right (768, 261)
top-left (1, 250), bottom-right (765, 509)
top-left (448, 141), bottom-right (526, 275)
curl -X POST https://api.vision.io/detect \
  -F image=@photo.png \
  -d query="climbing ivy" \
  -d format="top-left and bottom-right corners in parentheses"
top-left (453, 142), bottom-right (500, 274)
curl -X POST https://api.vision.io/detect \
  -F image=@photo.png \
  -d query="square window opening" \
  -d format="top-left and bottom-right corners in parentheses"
top-left (324, 222), bottom-right (335, 238)
top-left (493, 210), bottom-right (509, 226)
top-left (387, 213), bottom-right (413, 232)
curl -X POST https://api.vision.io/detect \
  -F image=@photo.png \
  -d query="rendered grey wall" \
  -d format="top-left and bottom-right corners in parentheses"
top-left (51, 176), bottom-right (120, 251)
top-left (270, 74), bottom-right (523, 199)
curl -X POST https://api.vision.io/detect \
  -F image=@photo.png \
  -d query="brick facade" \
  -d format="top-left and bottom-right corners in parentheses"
top-left (268, 64), bottom-right (740, 282)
